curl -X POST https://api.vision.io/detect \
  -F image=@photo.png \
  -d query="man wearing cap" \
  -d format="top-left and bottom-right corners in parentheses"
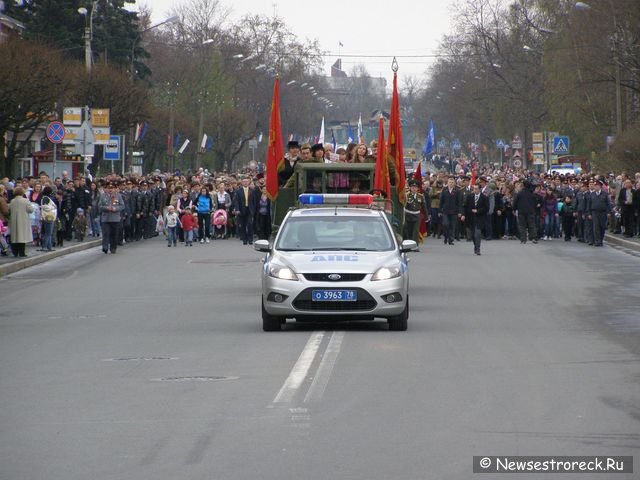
top-left (574, 181), bottom-right (589, 242)
top-left (588, 180), bottom-right (611, 246)
top-left (278, 141), bottom-right (301, 187)
top-left (404, 179), bottom-right (428, 243)
top-left (98, 183), bottom-right (125, 254)
top-left (584, 179), bottom-right (596, 245)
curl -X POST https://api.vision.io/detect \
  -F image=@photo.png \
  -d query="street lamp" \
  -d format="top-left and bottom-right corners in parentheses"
top-left (78, 2), bottom-right (97, 73)
top-left (128, 14), bottom-right (179, 173)
top-left (573, 1), bottom-right (622, 135)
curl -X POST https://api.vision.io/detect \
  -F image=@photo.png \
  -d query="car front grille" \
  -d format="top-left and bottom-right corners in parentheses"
top-left (292, 288), bottom-right (377, 311)
top-left (302, 273), bottom-right (367, 282)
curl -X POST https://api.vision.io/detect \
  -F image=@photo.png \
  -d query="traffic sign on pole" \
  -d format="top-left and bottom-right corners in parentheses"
top-left (553, 136), bottom-right (570, 154)
top-left (46, 121), bottom-right (65, 144)
top-left (104, 135), bottom-right (121, 161)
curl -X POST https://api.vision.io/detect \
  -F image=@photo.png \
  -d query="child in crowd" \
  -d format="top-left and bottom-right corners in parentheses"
top-left (181, 207), bottom-right (196, 246)
top-left (0, 218), bottom-right (9, 256)
top-left (72, 208), bottom-right (88, 241)
top-left (164, 205), bottom-right (181, 247)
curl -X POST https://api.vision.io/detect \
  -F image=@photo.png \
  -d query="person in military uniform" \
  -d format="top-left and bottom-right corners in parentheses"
top-left (278, 141), bottom-right (301, 187)
top-left (583, 179), bottom-right (595, 245)
top-left (574, 181), bottom-right (589, 242)
top-left (588, 179), bottom-right (611, 246)
top-left (403, 179), bottom-right (428, 243)
top-left (98, 182), bottom-right (125, 254)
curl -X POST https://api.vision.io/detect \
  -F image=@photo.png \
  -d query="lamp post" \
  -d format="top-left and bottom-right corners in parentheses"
top-left (127, 15), bottom-right (179, 173)
top-left (77, 2), bottom-right (97, 73)
top-left (574, 1), bottom-right (622, 136)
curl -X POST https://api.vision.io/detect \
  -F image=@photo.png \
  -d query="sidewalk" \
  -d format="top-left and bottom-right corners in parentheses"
top-left (604, 232), bottom-right (640, 252)
top-left (0, 238), bottom-right (102, 277)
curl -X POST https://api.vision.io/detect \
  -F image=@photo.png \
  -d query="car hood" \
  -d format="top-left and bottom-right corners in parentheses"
top-left (272, 250), bottom-right (399, 274)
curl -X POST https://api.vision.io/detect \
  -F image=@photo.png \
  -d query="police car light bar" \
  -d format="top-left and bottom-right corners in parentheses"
top-left (298, 194), bottom-right (374, 206)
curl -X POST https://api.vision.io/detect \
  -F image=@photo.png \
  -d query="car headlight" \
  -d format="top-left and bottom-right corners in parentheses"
top-left (267, 264), bottom-right (299, 281)
top-left (371, 265), bottom-right (402, 281)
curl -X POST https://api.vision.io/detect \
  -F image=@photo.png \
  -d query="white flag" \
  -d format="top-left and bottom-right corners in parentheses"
top-left (200, 134), bottom-right (208, 152)
top-left (258, 132), bottom-right (263, 143)
top-left (318, 116), bottom-right (325, 145)
top-left (357, 113), bottom-right (363, 143)
top-left (178, 138), bottom-right (190, 154)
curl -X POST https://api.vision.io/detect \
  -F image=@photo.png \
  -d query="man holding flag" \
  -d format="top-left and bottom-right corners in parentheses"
top-left (404, 178), bottom-right (428, 243)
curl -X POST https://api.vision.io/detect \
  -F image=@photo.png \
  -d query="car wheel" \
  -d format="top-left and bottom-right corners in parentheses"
top-left (387, 295), bottom-right (408, 331)
top-left (262, 299), bottom-right (283, 331)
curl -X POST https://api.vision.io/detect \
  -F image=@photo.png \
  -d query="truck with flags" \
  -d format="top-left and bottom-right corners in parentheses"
top-left (265, 66), bottom-right (408, 238)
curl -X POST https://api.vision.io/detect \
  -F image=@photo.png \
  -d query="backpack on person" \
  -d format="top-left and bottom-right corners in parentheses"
top-left (41, 197), bottom-right (57, 223)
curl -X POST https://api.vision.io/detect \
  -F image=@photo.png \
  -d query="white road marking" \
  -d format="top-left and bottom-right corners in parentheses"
top-left (304, 331), bottom-right (345, 404)
top-left (270, 332), bottom-right (325, 405)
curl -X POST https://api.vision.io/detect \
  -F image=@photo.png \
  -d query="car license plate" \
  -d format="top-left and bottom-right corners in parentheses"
top-left (311, 290), bottom-right (357, 302)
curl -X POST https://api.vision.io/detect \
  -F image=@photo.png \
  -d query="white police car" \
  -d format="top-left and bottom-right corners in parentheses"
top-left (254, 194), bottom-right (418, 331)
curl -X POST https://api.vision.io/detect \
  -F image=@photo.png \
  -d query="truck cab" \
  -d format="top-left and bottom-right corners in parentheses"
top-left (273, 162), bottom-right (405, 237)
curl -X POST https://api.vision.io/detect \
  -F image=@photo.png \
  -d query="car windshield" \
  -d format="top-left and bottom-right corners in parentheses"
top-left (276, 216), bottom-right (395, 251)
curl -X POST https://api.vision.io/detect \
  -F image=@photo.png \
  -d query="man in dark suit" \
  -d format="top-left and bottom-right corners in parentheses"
top-left (462, 183), bottom-right (489, 255)
top-left (588, 180), bottom-right (611, 246)
top-left (513, 180), bottom-right (538, 244)
top-left (439, 176), bottom-right (462, 245)
top-left (233, 176), bottom-right (259, 245)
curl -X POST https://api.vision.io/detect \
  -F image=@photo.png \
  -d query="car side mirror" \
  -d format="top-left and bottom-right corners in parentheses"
top-left (400, 240), bottom-right (419, 253)
top-left (254, 239), bottom-right (271, 252)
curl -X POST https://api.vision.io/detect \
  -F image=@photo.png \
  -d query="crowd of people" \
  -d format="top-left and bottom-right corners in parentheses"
top-left (0, 168), bottom-right (274, 257)
top-left (418, 168), bottom-right (640, 254)
top-left (0, 148), bottom-right (639, 258)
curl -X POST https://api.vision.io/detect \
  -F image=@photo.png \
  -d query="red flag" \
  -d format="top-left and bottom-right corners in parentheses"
top-left (388, 71), bottom-right (405, 204)
top-left (266, 78), bottom-right (284, 200)
top-left (373, 116), bottom-right (390, 201)
top-left (413, 163), bottom-right (428, 243)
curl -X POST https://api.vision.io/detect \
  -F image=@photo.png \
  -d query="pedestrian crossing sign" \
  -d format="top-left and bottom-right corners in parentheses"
top-left (553, 136), bottom-right (570, 154)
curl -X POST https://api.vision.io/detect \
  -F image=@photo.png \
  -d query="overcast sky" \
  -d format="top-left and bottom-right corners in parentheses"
top-left (129, 0), bottom-right (458, 88)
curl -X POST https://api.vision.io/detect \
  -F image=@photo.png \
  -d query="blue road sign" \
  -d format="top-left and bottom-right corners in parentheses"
top-left (553, 136), bottom-right (570, 154)
top-left (452, 139), bottom-right (461, 150)
top-left (104, 135), bottom-right (121, 161)
top-left (47, 121), bottom-right (65, 144)
top-left (496, 138), bottom-right (505, 148)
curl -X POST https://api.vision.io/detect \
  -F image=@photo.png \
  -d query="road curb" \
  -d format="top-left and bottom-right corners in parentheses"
top-left (0, 239), bottom-right (102, 277)
top-left (604, 233), bottom-right (640, 252)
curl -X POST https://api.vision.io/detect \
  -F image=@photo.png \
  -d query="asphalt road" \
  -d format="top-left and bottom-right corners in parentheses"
top-left (0, 236), bottom-right (638, 480)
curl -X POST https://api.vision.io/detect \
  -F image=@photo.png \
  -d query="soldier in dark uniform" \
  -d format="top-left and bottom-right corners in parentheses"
top-left (589, 180), bottom-right (611, 246)
top-left (574, 182), bottom-right (588, 242)
top-left (403, 179), bottom-right (428, 242)
top-left (584, 180), bottom-right (595, 245)
top-left (462, 183), bottom-right (489, 255)
top-left (278, 141), bottom-right (301, 187)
